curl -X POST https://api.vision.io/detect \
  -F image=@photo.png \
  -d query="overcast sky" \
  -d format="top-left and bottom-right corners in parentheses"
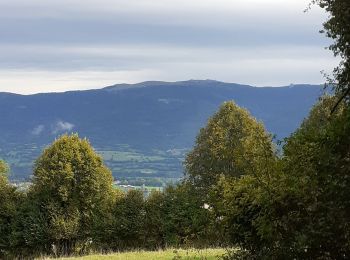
top-left (0, 0), bottom-right (339, 94)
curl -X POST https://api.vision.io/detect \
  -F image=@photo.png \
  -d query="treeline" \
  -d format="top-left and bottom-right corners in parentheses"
top-left (0, 135), bottom-right (218, 258)
top-left (1, 93), bottom-right (350, 259)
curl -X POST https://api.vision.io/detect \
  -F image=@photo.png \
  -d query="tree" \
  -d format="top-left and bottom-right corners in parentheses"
top-left (220, 96), bottom-right (350, 259)
top-left (162, 183), bottom-right (214, 247)
top-left (183, 101), bottom-right (277, 253)
top-left (314, 0), bottom-right (350, 108)
top-left (109, 189), bottom-right (145, 250)
top-left (276, 96), bottom-right (350, 258)
top-left (184, 101), bottom-right (276, 198)
top-left (219, 174), bottom-right (270, 258)
top-left (144, 191), bottom-right (166, 249)
top-left (216, 96), bottom-right (350, 259)
top-left (0, 160), bottom-right (22, 258)
top-left (26, 134), bottom-right (115, 256)
top-left (0, 160), bottom-right (8, 177)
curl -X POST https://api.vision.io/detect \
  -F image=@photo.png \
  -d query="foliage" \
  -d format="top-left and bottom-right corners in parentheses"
top-left (0, 160), bottom-right (24, 259)
top-left (143, 191), bottom-right (166, 249)
top-left (0, 161), bottom-right (15, 257)
top-left (162, 182), bottom-right (215, 247)
top-left (24, 134), bottom-right (115, 256)
top-left (93, 182), bottom-right (216, 252)
top-left (184, 101), bottom-right (276, 199)
top-left (314, 0), bottom-right (350, 102)
top-left (0, 159), bottom-right (8, 177)
top-left (184, 101), bottom-right (277, 252)
top-left (108, 189), bottom-right (146, 250)
top-left (219, 97), bottom-right (350, 259)
top-left (275, 98), bottom-right (350, 258)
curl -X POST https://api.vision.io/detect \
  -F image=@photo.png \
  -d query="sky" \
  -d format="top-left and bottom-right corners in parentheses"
top-left (0, 0), bottom-right (340, 94)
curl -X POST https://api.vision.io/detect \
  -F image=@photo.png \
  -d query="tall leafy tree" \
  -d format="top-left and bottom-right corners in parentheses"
top-left (184, 101), bottom-right (277, 253)
top-left (184, 101), bottom-right (276, 197)
top-left (314, 0), bottom-right (350, 107)
top-left (218, 96), bottom-right (350, 259)
top-left (278, 96), bottom-right (350, 258)
top-left (26, 134), bottom-right (115, 255)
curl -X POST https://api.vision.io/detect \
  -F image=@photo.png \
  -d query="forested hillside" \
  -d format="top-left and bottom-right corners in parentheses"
top-left (0, 80), bottom-right (322, 182)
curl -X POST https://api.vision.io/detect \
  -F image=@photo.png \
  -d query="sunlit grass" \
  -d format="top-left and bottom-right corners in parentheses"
top-left (55, 248), bottom-right (226, 260)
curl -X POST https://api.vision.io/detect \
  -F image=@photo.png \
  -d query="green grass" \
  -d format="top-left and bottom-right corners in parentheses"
top-left (98, 150), bottom-right (166, 163)
top-left (56, 248), bottom-right (225, 260)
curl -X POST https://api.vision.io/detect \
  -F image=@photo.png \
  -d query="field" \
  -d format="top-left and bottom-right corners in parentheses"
top-left (55, 248), bottom-right (226, 260)
top-left (2, 142), bottom-right (187, 187)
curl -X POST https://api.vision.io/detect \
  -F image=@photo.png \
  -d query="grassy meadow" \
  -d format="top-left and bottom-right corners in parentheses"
top-left (53, 248), bottom-right (226, 260)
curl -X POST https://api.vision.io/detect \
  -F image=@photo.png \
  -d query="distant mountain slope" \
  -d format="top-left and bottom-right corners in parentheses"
top-left (0, 80), bottom-right (323, 181)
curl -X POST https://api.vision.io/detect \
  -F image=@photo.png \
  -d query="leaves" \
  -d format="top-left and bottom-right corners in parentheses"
top-left (184, 101), bottom-right (276, 198)
top-left (314, 0), bottom-right (350, 103)
top-left (26, 134), bottom-right (115, 255)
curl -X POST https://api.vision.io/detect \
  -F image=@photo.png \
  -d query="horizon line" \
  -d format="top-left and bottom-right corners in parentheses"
top-left (0, 79), bottom-right (324, 96)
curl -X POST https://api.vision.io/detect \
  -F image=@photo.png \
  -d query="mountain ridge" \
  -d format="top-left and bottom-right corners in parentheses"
top-left (1, 80), bottom-right (322, 95)
top-left (0, 80), bottom-right (324, 182)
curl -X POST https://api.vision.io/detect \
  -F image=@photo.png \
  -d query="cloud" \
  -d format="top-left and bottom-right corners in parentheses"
top-left (0, 0), bottom-right (328, 48)
top-left (0, 0), bottom-right (325, 25)
top-left (31, 124), bottom-right (45, 135)
top-left (0, 43), bottom-right (339, 94)
top-left (0, 44), bottom-right (335, 71)
top-left (0, 0), bottom-right (338, 93)
top-left (52, 121), bottom-right (75, 134)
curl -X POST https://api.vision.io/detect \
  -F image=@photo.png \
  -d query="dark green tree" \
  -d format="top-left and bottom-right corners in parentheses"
top-left (220, 96), bottom-right (350, 259)
top-left (109, 189), bottom-right (145, 250)
top-left (162, 183), bottom-right (213, 247)
top-left (0, 160), bottom-right (22, 258)
top-left (144, 191), bottom-right (166, 249)
top-left (314, 0), bottom-right (350, 107)
top-left (276, 96), bottom-right (350, 258)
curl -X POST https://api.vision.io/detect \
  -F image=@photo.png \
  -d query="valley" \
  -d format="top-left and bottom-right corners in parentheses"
top-left (0, 80), bottom-right (323, 184)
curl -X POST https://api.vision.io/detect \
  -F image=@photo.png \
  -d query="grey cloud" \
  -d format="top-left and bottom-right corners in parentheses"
top-left (0, 0), bottom-right (338, 93)
top-left (0, 17), bottom-right (328, 48)
top-left (0, 44), bottom-right (334, 71)
top-left (0, 0), bottom-right (328, 48)
top-left (0, 0), bottom-right (325, 28)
